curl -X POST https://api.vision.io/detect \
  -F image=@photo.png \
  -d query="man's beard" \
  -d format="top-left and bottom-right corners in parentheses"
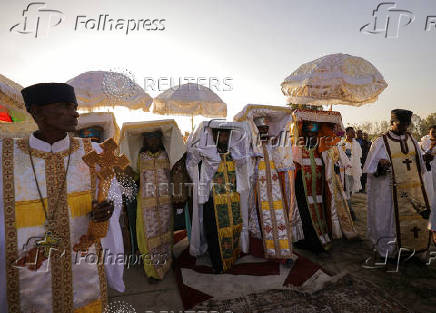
top-left (217, 143), bottom-right (229, 153)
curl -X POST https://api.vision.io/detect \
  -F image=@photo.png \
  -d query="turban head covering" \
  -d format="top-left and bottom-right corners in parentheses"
top-left (21, 83), bottom-right (78, 112)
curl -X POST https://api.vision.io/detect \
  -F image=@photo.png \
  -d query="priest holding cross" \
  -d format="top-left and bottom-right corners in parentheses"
top-left (364, 109), bottom-right (435, 260)
top-left (0, 83), bottom-right (125, 313)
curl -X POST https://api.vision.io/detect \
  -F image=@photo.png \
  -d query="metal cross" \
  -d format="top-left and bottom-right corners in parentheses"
top-left (82, 138), bottom-right (130, 201)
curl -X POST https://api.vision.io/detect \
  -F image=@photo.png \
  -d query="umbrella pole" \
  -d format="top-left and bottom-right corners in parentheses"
top-left (329, 104), bottom-right (333, 111)
top-left (191, 114), bottom-right (194, 131)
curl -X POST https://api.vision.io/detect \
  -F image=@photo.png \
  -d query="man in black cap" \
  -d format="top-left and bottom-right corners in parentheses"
top-left (0, 83), bottom-right (125, 313)
top-left (363, 109), bottom-right (434, 261)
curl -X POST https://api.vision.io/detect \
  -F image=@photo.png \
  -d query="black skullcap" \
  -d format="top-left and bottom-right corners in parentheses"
top-left (21, 83), bottom-right (78, 112)
top-left (391, 109), bottom-right (413, 123)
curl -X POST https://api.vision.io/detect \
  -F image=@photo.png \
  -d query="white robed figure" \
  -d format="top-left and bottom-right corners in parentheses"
top-left (364, 109), bottom-right (434, 258)
top-left (187, 120), bottom-right (252, 267)
top-left (234, 104), bottom-right (295, 260)
top-left (420, 126), bottom-right (436, 239)
top-left (119, 120), bottom-right (186, 281)
top-left (339, 127), bottom-right (362, 220)
top-left (0, 83), bottom-right (125, 313)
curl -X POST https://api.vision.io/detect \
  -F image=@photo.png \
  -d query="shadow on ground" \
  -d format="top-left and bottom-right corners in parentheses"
top-left (108, 193), bottom-right (436, 313)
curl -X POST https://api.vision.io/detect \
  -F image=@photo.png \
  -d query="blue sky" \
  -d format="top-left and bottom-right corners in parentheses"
top-left (1, 0), bottom-right (435, 132)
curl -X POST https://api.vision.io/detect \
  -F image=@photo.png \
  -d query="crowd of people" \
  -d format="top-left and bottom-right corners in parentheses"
top-left (0, 82), bottom-right (434, 312)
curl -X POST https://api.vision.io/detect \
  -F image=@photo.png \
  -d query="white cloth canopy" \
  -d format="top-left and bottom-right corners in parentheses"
top-left (119, 119), bottom-right (186, 171)
top-left (67, 71), bottom-right (153, 112)
top-left (153, 83), bottom-right (227, 118)
top-left (77, 112), bottom-right (120, 143)
top-left (234, 104), bottom-right (293, 160)
top-left (281, 53), bottom-right (388, 106)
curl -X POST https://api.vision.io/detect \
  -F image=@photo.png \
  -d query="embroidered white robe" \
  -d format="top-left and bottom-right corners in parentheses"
top-left (364, 131), bottom-right (433, 257)
top-left (0, 134), bottom-right (124, 313)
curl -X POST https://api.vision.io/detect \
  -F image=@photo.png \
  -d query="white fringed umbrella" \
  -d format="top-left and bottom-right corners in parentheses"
top-left (67, 71), bottom-right (153, 112)
top-left (281, 53), bottom-right (388, 107)
top-left (153, 83), bottom-right (227, 130)
top-left (0, 74), bottom-right (37, 138)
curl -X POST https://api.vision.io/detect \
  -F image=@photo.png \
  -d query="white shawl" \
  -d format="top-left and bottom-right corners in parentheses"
top-left (186, 120), bottom-right (252, 256)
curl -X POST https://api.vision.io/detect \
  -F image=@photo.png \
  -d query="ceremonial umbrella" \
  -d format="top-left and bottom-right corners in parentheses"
top-left (281, 53), bottom-right (388, 107)
top-left (153, 83), bottom-right (227, 130)
top-left (0, 74), bottom-right (37, 138)
top-left (67, 71), bottom-right (153, 112)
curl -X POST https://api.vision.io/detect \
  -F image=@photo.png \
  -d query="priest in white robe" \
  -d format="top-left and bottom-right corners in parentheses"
top-left (364, 109), bottom-right (434, 258)
top-left (0, 83), bottom-right (125, 313)
top-left (420, 125), bottom-right (436, 242)
top-left (339, 126), bottom-right (362, 221)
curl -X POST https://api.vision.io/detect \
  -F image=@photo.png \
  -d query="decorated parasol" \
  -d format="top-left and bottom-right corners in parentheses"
top-left (67, 71), bottom-right (153, 112)
top-left (153, 83), bottom-right (227, 130)
top-left (281, 53), bottom-right (388, 107)
top-left (0, 74), bottom-right (37, 138)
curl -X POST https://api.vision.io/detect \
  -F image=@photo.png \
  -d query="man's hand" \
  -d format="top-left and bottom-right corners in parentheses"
top-left (418, 209), bottom-right (431, 220)
top-left (90, 200), bottom-right (114, 222)
top-left (378, 159), bottom-right (391, 170)
top-left (423, 153), bottom-right (434, 163)
top-left (375, 159), bottom-right (391, 177)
